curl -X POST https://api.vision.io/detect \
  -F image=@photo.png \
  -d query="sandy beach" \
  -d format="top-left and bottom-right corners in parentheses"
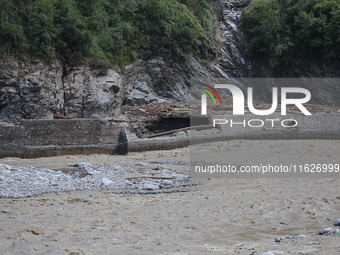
top-left (0, 140), bottom-right (339, 255)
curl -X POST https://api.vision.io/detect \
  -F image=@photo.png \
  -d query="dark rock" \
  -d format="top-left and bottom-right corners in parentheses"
top-left (334, 219), bottom-right (340, 226)
top-left (117, 131), bottom-right (128, 155)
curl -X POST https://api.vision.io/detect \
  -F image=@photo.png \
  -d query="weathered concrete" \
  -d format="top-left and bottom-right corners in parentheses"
top-left (129, 113), bottom-right (340, 152)
top-left (0, 119), bottom-right (120, 158)
top-left (190, 113), bottom-right (340, 145)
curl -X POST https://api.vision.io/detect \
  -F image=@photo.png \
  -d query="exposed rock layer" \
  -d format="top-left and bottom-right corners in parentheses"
top-left (1, 0), bottom-right (339, 121)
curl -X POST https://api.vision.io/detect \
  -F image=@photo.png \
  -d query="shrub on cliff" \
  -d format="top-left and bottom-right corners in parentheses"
top-left (0, 0), bottom-right (215, 65)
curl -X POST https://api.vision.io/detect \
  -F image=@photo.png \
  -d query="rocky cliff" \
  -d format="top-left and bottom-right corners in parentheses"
top-left (0, 0), bottom-right (243, 121)
top-left (0, 0), bottom-right (339, 122)
top-left (0, 51), bottom-right (214, 121)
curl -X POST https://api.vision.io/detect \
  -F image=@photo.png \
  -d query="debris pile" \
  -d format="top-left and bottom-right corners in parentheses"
top-left (0, 163), bottom-right (193, 198)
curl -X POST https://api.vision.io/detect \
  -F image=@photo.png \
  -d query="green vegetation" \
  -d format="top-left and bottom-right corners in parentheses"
top-left (0, 0), bottom-right (214, 65)
top-left (241, 0), bottom-right (340, 68)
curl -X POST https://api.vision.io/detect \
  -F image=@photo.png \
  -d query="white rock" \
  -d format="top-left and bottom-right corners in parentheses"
top-left (323, 228), bottom-right (335, 234)
top-left (172, 131), bottom-right (186, 137)
top-left (262, 251), bottom-right (284, 255)
top-left (101, 178), bottom-right (114, 186)
top-left (0, 164), bottom-right (11, 170)
top-left (162, 180), bottom-right (173, 185)
top-left (291, 234), bottom-right (307, 239)
top-left (143, 183), bottom-right (159, 190)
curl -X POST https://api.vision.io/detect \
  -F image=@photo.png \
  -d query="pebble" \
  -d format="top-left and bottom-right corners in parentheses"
top-left (162, 180), bottom-right (173, 185)
top-left (290, 234), bottom-right (307, 239)
top-left (134, 162), bottom-right (148, 167)
top-left (74, 162), bottom-right (92, 168)
top-left (143, 183), bottom-right (160, 190)
top-left (173, 131), bottom-right (186, 137)
top-left (262, 251), bottom-right (284, 255)
top-left (150, 160), bottom-right (190, 166)
top-left (322, 228), bottom-right (335, 234)
top-left (334, 219), bottom-right (340, 227)
top-left (101, 178), bottom-right (114, 186)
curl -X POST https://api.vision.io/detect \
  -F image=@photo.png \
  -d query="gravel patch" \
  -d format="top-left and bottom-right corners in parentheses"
top-left (0, 163), bottom-right (192, 198)
top-left (149, 160), bottom-right (190, 166)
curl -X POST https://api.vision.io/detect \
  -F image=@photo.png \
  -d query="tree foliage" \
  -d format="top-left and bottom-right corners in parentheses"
top-left (0, 0), bottom-right (214, 65)
top-left (241, 0), bottom-right (340, 68)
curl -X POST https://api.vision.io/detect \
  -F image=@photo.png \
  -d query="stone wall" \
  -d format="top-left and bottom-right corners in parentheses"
top-left (0, 119), bottom-right (121, 158)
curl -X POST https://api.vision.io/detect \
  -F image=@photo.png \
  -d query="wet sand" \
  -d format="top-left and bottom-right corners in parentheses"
top-left (0, 140), bottom-right (339, 254)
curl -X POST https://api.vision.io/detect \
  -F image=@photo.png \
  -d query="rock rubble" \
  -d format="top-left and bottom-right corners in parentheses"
top-left (0, 163), bottom-right (192, 198)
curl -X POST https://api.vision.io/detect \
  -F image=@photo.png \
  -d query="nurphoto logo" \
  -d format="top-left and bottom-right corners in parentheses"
top-left (198, 83), bottom-right (312, 129)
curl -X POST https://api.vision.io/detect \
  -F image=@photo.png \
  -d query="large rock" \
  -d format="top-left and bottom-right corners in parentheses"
top-left (123, 55), bottom-right (212, 106)
top-left (0, 58), bottom-right (123, 120)
top-left (213, 0), bottom-right (250, 78)
top-left (63, 67), bottom-right (122, 118)
top-left (0, 58), bottom-right (64, 120)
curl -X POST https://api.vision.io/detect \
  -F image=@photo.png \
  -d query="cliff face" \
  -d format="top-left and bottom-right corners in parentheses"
top-left (0, 58), bottom-right (121, 120)
top-left (0, 53), bottom-right (215, 121)
top-left (0, 59), bottom-right (64, 120)
top-left (0, 0), bottom-right (339, 122)
top-left (0, 0), bottom-right (241, 121)
top-left (213, 0), bottom-right (251, 78)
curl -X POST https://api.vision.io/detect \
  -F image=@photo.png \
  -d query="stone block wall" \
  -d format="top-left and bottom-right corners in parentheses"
top-left (0, 119), bottom-right (120, 158)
